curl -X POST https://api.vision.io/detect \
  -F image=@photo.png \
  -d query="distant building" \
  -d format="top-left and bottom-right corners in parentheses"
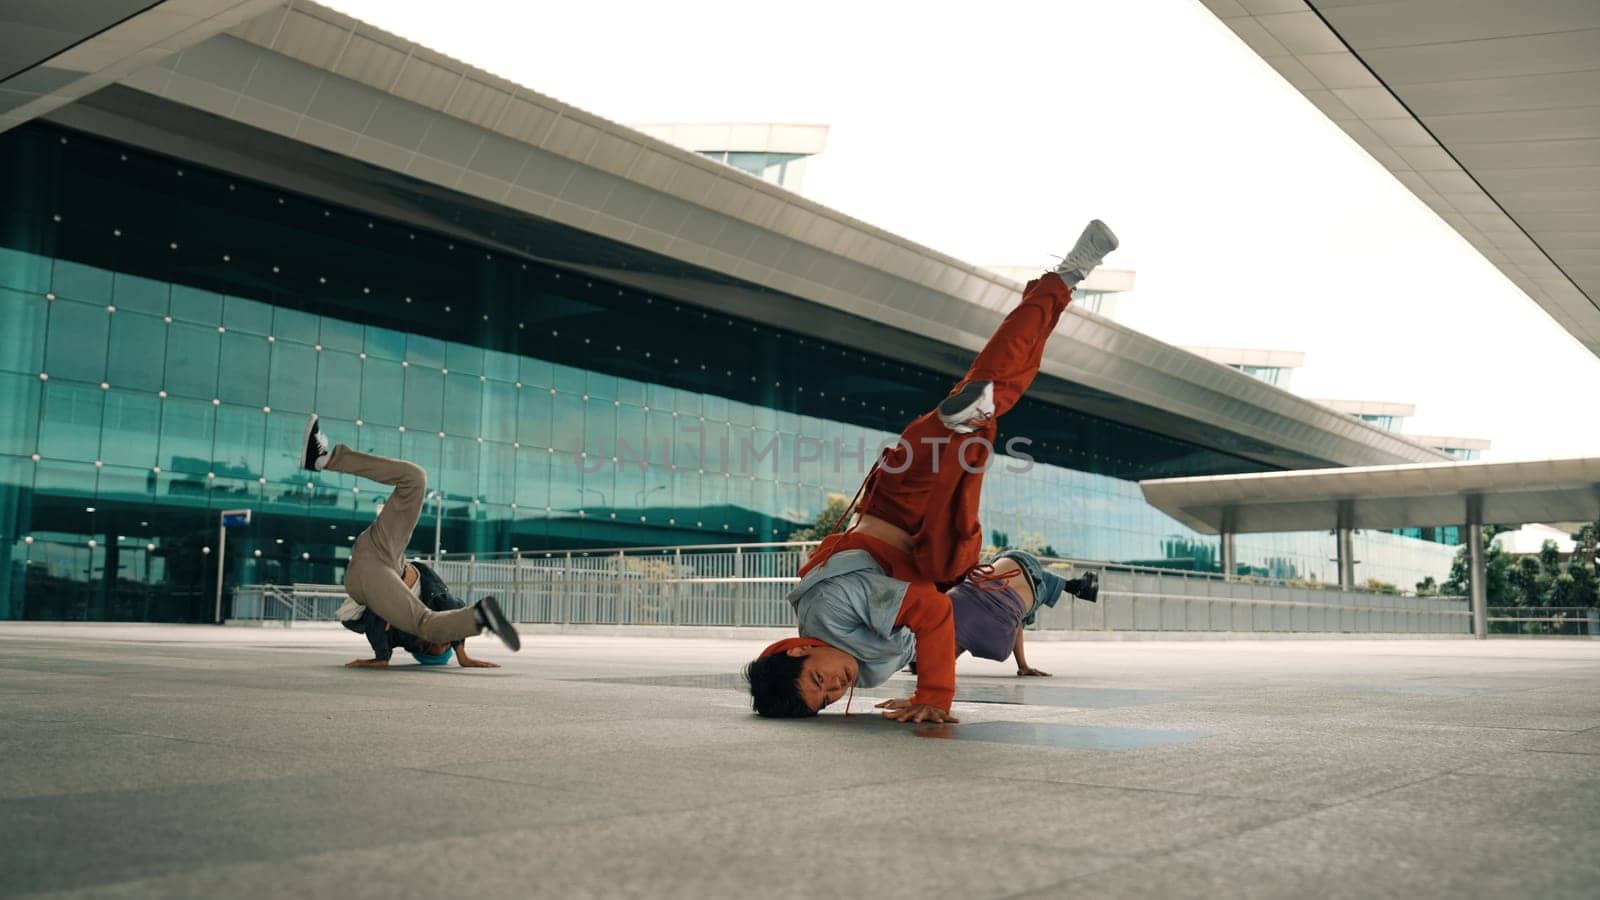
top-left (1492, 524), bottom-right (1578, 561)
top-left (1311, 399), bottom-right (1418, 434)
top-left (1184, 347), bottom-right (1305, 389)
top-left (1406, 435), bottom-right (1491, 461)
top-left (628, 123), bottom-right (828, 193)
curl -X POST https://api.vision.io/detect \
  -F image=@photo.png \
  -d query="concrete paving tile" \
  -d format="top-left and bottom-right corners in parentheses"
top-left (4, 769), bottom-right (577, 895)
top-left (1029, 773), bottom-right (1600, 900)
top-left (1527, 727), bottom-right (1600, 756)
top-left (0, 722), bottom-right (375, 800)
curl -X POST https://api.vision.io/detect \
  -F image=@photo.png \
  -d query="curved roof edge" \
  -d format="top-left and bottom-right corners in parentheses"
top-left (1141, 456), bottom-right (1600, 534)
top-left (50, 0), bottom-right (1447, 470)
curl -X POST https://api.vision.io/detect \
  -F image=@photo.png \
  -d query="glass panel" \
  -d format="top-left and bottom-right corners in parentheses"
top-left (213, 404), bottom-right (266, 481)
top-left (442, 372), bottom-right (482, 437)
top-left (359, 358), bottom-right (403, 426)
top-left (400, 431), bottom-right (441, 481)
top-left (551, 392), bottom-right (583, 453)
top-left (315, 349), bottom-right (361, 421)
top-left (480, 380), bottom-right (517, 445)
top-left (267, 340), bottom-right (318, 414)
top-left (51, 259), bottom-right (112, 304)
top-left (484, 349), bottom-right (518, 382)
top-left (0, 371), bottom-right (41, 456)
top-left (217, 331), bottom-right (269, 406)
top-left (223, 295), bottom-right (272, 334)
top-left (163, 322), bottom-right (220, 399)
top-left (38, 381), bottom-right (103, 460)
top-left (446, 341), bottom-right (484, 376)
top-left (402, 365), bottom-right (443, 432)
top-left (365, 324), bottom-right (405, 360)
top-left (272, 306), bottom-right (318, 345)
top-left (45, 299), bottom-right (108, 384)
top-left (516, 387), bottom-right (552, 448)
top-left (406, 334), bottom-right (445, 368)
top-left (553, 364), bottom-right (585, 395)
top-left (0, 287), bottom-right (47, 375)
top-left (478, 441), bottom-right (515, 505)
top-left (584, 396), bottom-right (616, 460)
top-left (0, 246), bottom-right (50, 293)
top-left (99, 390), bottom-right (160, 469)
top-left (319, 316), bottom-right (362, 353)
top-left (519, 355), bottom-right (553, 389)
top-left (106, 311), bottom-right (167, 391)
top-left (96, 462), bottom-right (155, 504)
top-left (514, 446), bottom-right (549, 509)
top-left (159, 397), bottom-right (215, 475)
top-left (111, 273), bottom-right (168, 315)
top-left (169, 285), bottom-right (223, 324)
top-left (440, 435), bottom-right (479, 500)
top-left (262, 411), bottom-right (307, 485)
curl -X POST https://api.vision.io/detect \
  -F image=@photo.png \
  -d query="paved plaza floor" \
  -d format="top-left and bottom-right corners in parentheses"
top-left (2, 623), bottom-right (1598, 898)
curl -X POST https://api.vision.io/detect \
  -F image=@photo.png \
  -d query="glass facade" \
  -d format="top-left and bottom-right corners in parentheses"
top-left (1231, 364), bottom-right (1291, 388)
top-left (1355, 413), bottom-right (1404, 432)
top-left (697, 151), bottom-right (808, 191)
top-left (0, 123), bottom-right (1455, 620)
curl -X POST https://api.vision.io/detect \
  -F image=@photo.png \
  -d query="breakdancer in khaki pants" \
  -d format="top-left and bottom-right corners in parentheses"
top-left (301, 414), bottom-right (520, 663)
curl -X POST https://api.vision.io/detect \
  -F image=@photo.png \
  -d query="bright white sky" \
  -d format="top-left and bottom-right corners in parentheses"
top-left (329, 0), bottom-right (1600, 461)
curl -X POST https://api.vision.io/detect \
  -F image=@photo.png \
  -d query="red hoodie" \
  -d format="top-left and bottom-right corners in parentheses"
top-left (798, 532), bottom-right (956, 711)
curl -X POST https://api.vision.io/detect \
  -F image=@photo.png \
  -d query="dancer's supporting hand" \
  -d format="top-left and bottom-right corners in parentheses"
top-left (454, 641), bottom-right (499, 668)
top-left (875, 697), bottom-right (960, 724)
top-left (346, 658), bottom-right (389, 668)
top-left (1016, 665), bottom-right (1052, 677)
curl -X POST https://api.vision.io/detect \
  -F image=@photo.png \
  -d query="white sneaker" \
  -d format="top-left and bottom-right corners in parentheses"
top-left (1055, 219), bottom-right (1119, 285)
top-left (938, 380), bottom-right (995, 433)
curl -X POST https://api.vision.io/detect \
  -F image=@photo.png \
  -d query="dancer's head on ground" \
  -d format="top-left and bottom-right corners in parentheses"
top-left (744, 637), bottom-right (858, 717)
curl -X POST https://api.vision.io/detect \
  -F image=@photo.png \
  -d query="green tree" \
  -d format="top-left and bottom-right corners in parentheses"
top-left (1569, 521), bottom-right (1600, 608)
top-left (1509, 554), bottom-right (1546, 607)
top-left (1415, 576), bottom-right (1438, 597)
top-left (1441, 525), bottom-right (1515, 603)
top-left (787, 493), bottom-right (854, 542)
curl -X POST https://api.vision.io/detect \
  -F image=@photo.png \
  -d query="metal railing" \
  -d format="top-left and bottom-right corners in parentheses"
top-left (1488, 607), bottom-right (1600, 636)
top-left (233, 540), bottom-right (1473, 634)
top-left (232, 583), bottom-right (348, 624)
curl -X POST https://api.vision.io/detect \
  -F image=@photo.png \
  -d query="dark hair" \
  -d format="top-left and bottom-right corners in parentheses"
top-left (743, 652), bottom-right (817, 718)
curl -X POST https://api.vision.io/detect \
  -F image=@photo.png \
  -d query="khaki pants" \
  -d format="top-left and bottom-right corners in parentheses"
top-left (328, 445), bottom-right (480, 644)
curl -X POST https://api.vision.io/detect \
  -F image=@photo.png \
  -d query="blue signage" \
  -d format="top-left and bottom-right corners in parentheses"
top-left (221, 510), bottom-right (252, 528)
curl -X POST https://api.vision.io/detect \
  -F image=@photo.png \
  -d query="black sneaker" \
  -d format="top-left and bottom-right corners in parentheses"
top-left (474, 595), bottom-right (520, 651)
top-left (938, 380), bottom-right (995, 433)
top-left (1066, 572), bottom-right (1099, 603)
top-left (301, 414), bottom-right (330, 471)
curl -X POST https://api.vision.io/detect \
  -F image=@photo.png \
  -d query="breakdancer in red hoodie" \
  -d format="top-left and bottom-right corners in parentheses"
top-left (744, 220), bottom-right (1118, 723)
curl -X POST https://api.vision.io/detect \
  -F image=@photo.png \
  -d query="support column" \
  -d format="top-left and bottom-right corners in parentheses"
top-left (1220, 532), bottom-right (1236, 581)
top-left (1336, 527), bottom-right (1355, 590)
top-left (1467, 496), bottom-right (1486, 639)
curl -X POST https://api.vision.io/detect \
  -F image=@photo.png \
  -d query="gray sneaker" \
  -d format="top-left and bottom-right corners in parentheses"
top-left (1055, 219), bottom-right (1119, 285)
top-left (937, 380), bottom-right (995, 434)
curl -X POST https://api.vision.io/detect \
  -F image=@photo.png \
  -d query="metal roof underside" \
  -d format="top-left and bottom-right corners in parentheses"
top-left (0, 0), bottom-right (279, 134)
top-left (1140, 456), bottom-right (1600, 533)
top-left (1202, 0), bottom-right (1600, 357)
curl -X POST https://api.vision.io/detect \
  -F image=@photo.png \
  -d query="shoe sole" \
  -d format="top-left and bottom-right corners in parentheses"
top-left (938, 381), bottom-right (994, 431)
top-left (301, 413), bottom-right (321, 471)
top-left (479, 596), bottom-right (521, 652)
